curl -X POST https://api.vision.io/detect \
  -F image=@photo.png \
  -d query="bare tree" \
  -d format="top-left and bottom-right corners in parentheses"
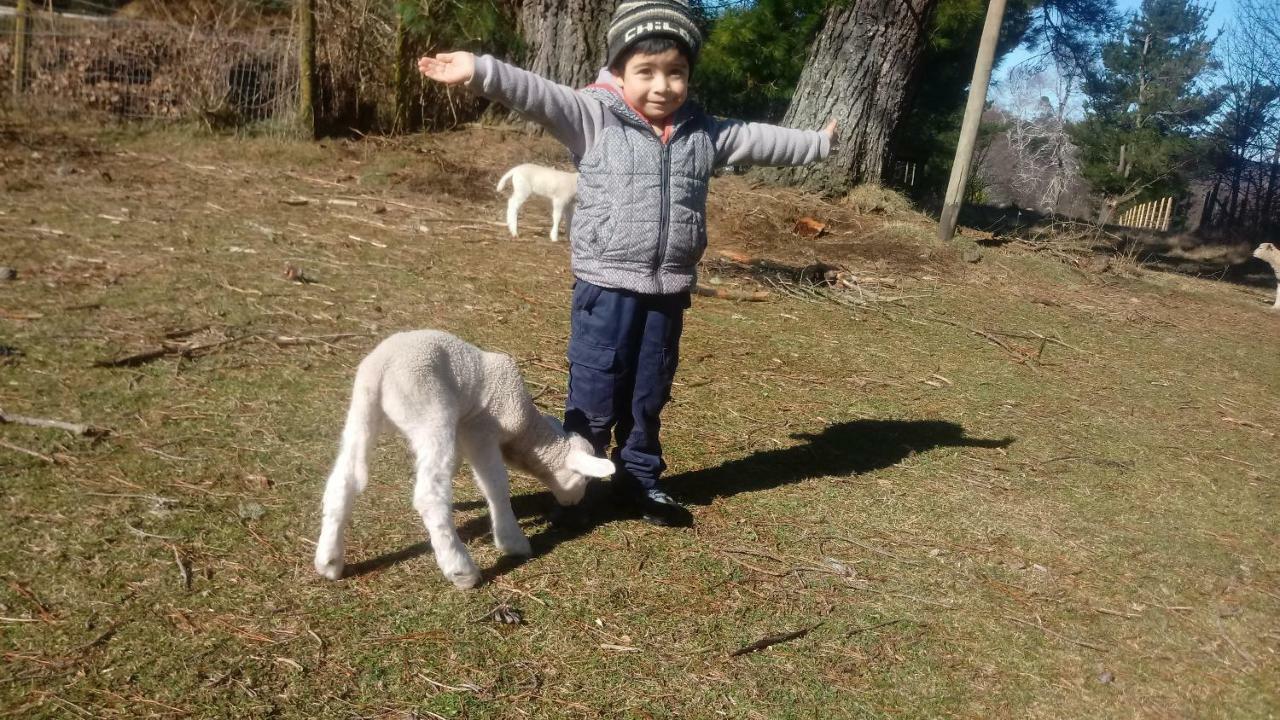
top-left (995, 67), bottom-right (1085, 214)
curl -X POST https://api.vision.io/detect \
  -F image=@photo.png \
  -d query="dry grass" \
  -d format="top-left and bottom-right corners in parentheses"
top-left (1, 115), bottom-right (1278, 719)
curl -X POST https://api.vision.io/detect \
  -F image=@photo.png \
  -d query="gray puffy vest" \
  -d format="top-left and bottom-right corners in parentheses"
top-left (570, 89), bottom-right (714, 295)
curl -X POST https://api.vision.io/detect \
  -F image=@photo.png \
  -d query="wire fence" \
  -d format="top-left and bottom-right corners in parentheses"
top-left (1, 6), bottom-right (298, 127)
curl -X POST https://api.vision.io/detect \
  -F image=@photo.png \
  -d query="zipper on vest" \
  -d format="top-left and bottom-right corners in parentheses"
top-left (654, 140), bottom-right (671, 277)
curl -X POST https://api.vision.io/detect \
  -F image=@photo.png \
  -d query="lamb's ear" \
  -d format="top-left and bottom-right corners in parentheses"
top-left (567, 449), bottom-right (615, 478)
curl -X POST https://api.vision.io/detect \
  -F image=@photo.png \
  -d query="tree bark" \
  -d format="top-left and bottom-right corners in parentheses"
top-left (757, 0), bottom-right (940, 194)
top-left (519, 0), bottom-right (614, 90)
top-left (297, 0), bottom-right (317, 139)
top-left (11, 0), bottom-right (30, 99)
top-left (1263, 137), bottom-right (1280, 231)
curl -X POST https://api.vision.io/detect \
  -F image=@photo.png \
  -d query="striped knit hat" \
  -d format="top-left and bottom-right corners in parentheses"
top-left (606, 0), bottom-right (703, 69)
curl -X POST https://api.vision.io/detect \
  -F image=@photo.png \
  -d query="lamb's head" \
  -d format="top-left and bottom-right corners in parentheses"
top-left (1255, 242), bottom-right (1280, 265)
top-left (539, 414), bottom-right (614, 505)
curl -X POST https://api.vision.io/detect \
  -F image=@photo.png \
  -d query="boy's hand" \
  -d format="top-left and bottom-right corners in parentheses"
top-left (418, 52), bottom-right (475, 86)
top-left (821, 119), bottom-right (839, 148)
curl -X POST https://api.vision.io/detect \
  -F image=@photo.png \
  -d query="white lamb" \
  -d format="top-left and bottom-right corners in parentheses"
top-left (1254, 242), bottom-right (1280, 311)
top-left (496, 163), bottom-right (578, 242)
top-left (313, 330), bottom-right (614, 589)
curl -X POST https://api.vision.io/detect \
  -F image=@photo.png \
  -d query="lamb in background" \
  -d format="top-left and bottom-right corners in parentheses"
top-left (496, 163), bottom-right (578, 242)
top-left (1254, 242), bottom-right (1280, 311)
top-left (313, 330), bottom-right (614, 589)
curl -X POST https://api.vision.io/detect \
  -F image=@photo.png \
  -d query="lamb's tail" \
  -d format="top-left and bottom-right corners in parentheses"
top-left (333, 367), bottom-right (383, 494)
top-left (314, 360), bottom-right (384, 579)
top-left (496, 167), bottom-right (517, 194)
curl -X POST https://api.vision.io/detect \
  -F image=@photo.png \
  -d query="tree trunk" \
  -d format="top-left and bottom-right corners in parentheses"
top-left (296, 0), bottom-right (317, 139)
top-left (1263, 138), bottom-right (1280, 231)
top-left (11, 0), bottom-right (30, 98)
top-left (1228, 165), bottom-right (1243, 227)
top-left (758, 0), bottom-right (940, 194)
top-left (1202, 177), bottom-right (1220, 229)
top-left (519, 0), bottom-right (614, 90)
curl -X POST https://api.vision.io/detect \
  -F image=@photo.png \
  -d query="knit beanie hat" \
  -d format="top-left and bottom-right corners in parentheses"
top-left (606, 0), bottom-right (703, 69)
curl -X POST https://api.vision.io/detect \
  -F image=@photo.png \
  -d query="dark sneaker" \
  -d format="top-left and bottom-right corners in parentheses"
top-left (637, 489), bottom-right (693, 528)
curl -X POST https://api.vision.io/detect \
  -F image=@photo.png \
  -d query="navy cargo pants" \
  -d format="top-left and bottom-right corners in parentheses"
top-left (563, 279), bottom-right (690, 493)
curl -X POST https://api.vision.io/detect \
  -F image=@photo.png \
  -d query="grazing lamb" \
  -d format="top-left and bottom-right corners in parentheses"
top-left (496, 163), bottom-right (578, 241)
top-left (1254, 242), bottom-right (1280, 311)
top-left (313, 330), bottom-right (614, 589)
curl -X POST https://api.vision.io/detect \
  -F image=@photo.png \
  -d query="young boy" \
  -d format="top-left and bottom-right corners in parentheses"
top-left (419, 0), bottom-right (835, 526)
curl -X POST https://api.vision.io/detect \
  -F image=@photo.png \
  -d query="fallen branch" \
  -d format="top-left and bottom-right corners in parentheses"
top-left (0, 411), bottom-right (108, 438)
top-left (822, 535), bottom-right (921, 565)
top-left (264, 333), bottom-right (365, 347)
top-left (1009, 616), bottom-right (1107, 652)
top-left (694, 284), bottom-right (771, 301)
top-left (0, 439), bottom-right (55, 463)
top-left (92, 332), bottom-right (364, 368)
top-left (730, 623), bottom-right (821, 657)
top-left (923, 315), bottom-right (1036, 365)
top-left (92, 336), bottom-right (251, 368)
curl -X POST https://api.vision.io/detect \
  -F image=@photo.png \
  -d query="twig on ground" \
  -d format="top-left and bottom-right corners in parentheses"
top-left (694, 284), bottom-right (771, 302)
top-left (92, 336), bottom-right (252, 368)
top-left (730, 623), bottom-right (822, 657)
top-left (0, 411), bottom-right (108, 438)
top-left (844, 619), bottom-right (904, 637)
top-left (1009, 616), bottom-right (1107, 652)
top-left (172, 546), bottom-right (193, 591)
top-left (0, 439), bottom-right (55, 463)
top-left (125, 522), bottom-right (178, 541)
top-left (822, 536), bottom-right (921, 565)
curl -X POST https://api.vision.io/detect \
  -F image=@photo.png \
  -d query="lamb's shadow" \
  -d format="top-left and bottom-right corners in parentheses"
top-left (347, 419), bottom-right (1012, 581)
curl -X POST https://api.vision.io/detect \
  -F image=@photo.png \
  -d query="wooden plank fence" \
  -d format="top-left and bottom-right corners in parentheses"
top-left (1118, 196), bottom-right (1174, 231)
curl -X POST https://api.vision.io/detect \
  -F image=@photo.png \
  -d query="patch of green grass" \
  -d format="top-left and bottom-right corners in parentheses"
top-left (1, 119), bottom-right (1277, 719)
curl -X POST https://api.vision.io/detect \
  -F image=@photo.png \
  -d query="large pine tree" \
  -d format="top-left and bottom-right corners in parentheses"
top-left (1072, 0), bottom-right (1220, 216)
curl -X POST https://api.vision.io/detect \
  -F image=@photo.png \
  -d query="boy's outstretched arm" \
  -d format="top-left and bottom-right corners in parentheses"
top-left (712, 118), bottom-right (838, 168)
top-left (418, 52), bottom-right (606, 158)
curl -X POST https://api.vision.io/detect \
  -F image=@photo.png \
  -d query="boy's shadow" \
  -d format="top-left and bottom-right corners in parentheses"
top-left (343, 419), bottom-right (1013, 580)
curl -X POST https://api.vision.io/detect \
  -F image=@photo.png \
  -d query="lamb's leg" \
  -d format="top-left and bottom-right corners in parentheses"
top-left (460, 432), bottom-right (531, 557)
top-left (506, 188), bottom-right (529, 239)
top-left (550, 199), bottom-right (565, 242)
top-left (314, 379), bottom-right (381, 580)
top-left (408, 426), bottom-right (480, 589)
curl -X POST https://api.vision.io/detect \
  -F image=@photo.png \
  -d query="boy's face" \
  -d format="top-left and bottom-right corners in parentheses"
top-left (612, 48), bottom-right (690, 124)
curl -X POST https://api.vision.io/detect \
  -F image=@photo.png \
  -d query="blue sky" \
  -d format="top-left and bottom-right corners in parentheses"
top-left (994, 0), bottom-right (1237, 83)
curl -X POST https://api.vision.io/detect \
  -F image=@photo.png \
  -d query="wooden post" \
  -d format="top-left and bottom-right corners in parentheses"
top-left (392, 2), bottom-right (410, 134)
top-left (11, 0), bottom-right (31, 99)
top-left (937, 0), bottom-right (1009, 242)
top-left (296, 0), bottom-right (316, 139)
top-left (1162, 197), bottom-right (1173, 231)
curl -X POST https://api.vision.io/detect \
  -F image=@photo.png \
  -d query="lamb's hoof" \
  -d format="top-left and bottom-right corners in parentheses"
top-left (497, 535), bottom-right (532, 558)
top-left (314, 551), bottom-right (345, 580)
top-left (448, 567), bottom-right (483, 590)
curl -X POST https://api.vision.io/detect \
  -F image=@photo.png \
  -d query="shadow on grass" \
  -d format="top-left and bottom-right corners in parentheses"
top-left (344, 419), bottom-right (1013, 582)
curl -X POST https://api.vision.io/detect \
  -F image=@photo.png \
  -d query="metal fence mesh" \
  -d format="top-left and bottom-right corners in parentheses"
top-left (1, 9), bottom-right (297, 126)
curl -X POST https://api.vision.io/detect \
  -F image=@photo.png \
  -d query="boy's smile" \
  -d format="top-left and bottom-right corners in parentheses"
top-left (612, 48), bottom-right (690, 127)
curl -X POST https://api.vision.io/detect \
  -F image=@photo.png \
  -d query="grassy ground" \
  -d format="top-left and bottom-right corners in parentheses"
top-left (1, 116), bottom-right (1278, 719)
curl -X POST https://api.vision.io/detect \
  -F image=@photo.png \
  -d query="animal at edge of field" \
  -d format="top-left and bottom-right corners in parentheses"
top-left (1253, 242), bottom-right (1280, 311)
top-left (313, 330), bottom-right (614, 589)
top-left (496, 163), bottom-right (579, 242)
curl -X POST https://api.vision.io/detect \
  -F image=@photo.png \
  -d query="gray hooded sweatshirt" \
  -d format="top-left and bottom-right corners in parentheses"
top-left (467, 55), bottom-right (831, 295)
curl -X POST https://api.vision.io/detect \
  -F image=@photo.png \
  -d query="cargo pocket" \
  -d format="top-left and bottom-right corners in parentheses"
top-left (567, 341), bottom-right (618, 419)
